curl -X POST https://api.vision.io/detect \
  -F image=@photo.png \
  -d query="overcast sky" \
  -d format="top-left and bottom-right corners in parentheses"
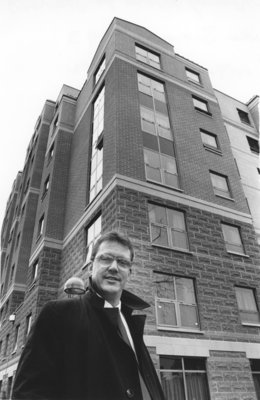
top-left (0, 0), bottom-right (259, 234)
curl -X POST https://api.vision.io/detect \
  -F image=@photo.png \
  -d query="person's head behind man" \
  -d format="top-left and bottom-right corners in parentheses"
top-left (89, 231), bottom-right (134, 306)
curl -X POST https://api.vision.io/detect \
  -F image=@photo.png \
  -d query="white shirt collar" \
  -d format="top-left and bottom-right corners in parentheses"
top-left (104, 300), bottom-right (121, 310)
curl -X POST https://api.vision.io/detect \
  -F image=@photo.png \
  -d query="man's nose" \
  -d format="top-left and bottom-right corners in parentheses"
top-left (108, 259), bottom-right (119, 270)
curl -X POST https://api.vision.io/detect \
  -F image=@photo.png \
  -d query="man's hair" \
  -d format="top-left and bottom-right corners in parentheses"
top-left (90, 231), bottom-right (134, 262)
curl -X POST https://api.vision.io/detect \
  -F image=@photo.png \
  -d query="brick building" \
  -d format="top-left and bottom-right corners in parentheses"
top-left (0, 18), bottom-right (260, 400)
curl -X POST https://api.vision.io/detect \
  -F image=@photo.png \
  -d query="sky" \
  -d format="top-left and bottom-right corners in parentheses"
top-left (0, 0), bottom-right (259, 235)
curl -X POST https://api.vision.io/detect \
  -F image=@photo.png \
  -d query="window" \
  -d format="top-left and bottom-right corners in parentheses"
top-left (3, 334), bottom-right (9, 357)
top-left (149, 204), bottom-right (189, 251)
top-left (144, 148), bottom-right (178, 188)
top-left (138, 73), bottom-right (166, 102)
top-left (89, 87), bottom-right (104, 202)
top-left (192, 96), bottom-right (211, 115)
top-left (6, 377), bottom-right (13, 400)
top-left (95, 57), bottom-right (106, 84)
top-left (210, 172), bottom-right (231, 198)
top-left (237, 108), bottom-right (250, 124)
top-left (52, 115), bottom-right (58, 134)
top-left (84, 215), bottom-right (102, 266)
top-left (32, 260), bottom-right (39, 281)
top-left (221, 223), bottom-right (244, 254)
top-left (16, 233), bottom-right (20, 249)
top-left (13, 325), bottom-right (20, 352)
top-left (48, 143), bottom-right (55, 161)
top-left (37, 215), bottom-right (44, 237)
top-left (24, 178), bottom-right (30, 194)
top-left (185, 68), bottom-right (201, 84)
top-left (135, 45), bottom-right (160, 69)
top-left (155, 274), bottom-right (199, 330)
top-left (8, 229), bottom-right (13, 243)
top-left (235, 287), bottom-right (260, 324)
top-left (160, 356), bottom-right (210, 400)
top-left (25, 314), bottom-right (32, 338)
top-left (137, 73), bottom-right (179, 189)
top-left (9, 265), bottom-right (15, 284)
top-left (247, 136), bottom-right (259, 154)
top-left (200, 129), bottom-right (219, 149)
top-left (42, 176), bottom-right (50, 197)
top-left (251, 359), bottom-right (260, 400)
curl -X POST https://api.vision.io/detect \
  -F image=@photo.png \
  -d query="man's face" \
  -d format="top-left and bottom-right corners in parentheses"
top-left (91, 240), bottom-right (132, 306)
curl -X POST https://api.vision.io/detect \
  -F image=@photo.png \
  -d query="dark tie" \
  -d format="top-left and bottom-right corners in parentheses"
top-left (117, 313), bottom-right (151, 400)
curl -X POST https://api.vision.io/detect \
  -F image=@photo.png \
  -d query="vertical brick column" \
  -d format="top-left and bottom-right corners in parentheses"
top-left (208, 351), bottom-right (257, 400)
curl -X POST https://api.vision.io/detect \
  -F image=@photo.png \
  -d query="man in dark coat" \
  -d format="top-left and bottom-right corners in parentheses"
top-left (12, 231), bottom-right (165, 400)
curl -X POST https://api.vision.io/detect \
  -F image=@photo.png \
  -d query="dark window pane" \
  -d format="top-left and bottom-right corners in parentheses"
top-left (251, 359), bottom-right (260, 371)
top-left (160, 356), bottom-right (182, 370)
top-left (161, 372), bottom-right (185, 400)
top-left (154, 99), bottom-right (168, 114)
top-left (143, 132), bottom-right (159, 151)
top-left (253, 375), bottom-right (260, 400)
top-left (186, 373), bottom-right (209, 400)
top-left (159, 137), bottom-right (174, 156)
top-left (247, 136), bottom-right (259, 154)
top-left (139, 92), bottom-right (153, 109)
top-left (237, 109), bottom-right (250, 124)
top-left (184, 358), bottom-right (206, 370)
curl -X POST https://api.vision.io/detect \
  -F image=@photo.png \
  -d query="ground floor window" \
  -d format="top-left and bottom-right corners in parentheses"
top-left (251, 359), bottom-right (260, 400)
top-left (160, 356), bottom-right (210, 400)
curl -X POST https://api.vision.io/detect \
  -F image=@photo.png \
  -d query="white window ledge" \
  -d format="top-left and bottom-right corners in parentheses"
top-left (157, 326), bottom-right (204, 334)
top-left (151, 243), bottom-right (193, 256)
top-left (242, 322), bottom-right (260, 327)
top-left (216, 194), bottom-right (234, 202)
top-left (227, 251), bottom-right (249, 258)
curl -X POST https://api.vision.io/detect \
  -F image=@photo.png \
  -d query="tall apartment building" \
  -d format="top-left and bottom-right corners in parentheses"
top-left (0, 18), bottom-right (260, 400)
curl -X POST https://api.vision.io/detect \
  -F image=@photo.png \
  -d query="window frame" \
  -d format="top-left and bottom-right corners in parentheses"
top-left (89, 87), bottom-right (105, 202)
top-left (155, 273), bottom-right (200, 331)
top-left (185, 67), bottom-right (201, 85)
top-left (237, 108), bottom-right (251, 125)
top-left (32, 260), bottom-right (39, 282)
top-left (137, 72), bottom-right (180, 190)
top-left (94, 56), bottom-right (106, 85)
top-left (13, 324), bottom-right (20, 353)
top-left (200, 129), bottom-right (220, 152)
top-left (25, 313), bottom-right (32, 338)
top-left (192, 96), bottom-right (211, 115)
top-left (247, 136), bottom-right (259, 154)
top-left (144, 147), bottom-right (179, 189)
top-left (221, 223), bottom-right (245, 255)
top-left (48, 142), bottom-right (55, 162)
top-left (42, 175), bottom-right (50, 199)
top-left (159, 356), bottom-right (210, 400)
top-left (135, 44), bottom-right (161, 69)
top-left (83, 214), bottom-right (102, 268)
top-left (37, 215), bottom-right (45, 238)
top-left (148, 204), bottom-right (189, 252)
top-left (210, 171), bottom-right (232, 199)
top-left (235, 286), bottom-right (260, 326)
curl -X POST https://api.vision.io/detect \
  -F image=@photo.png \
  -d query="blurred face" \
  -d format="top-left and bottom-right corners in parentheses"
top-left (91, 241), bottom-right (132, 306)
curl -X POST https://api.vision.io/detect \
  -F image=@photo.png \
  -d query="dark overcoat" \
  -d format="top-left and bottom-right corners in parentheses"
top-left (12, 287), bottom-right (165, 400)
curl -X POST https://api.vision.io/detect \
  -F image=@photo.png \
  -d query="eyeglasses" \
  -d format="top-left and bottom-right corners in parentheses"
top-left (95, 254), bottom-right (132, 270)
